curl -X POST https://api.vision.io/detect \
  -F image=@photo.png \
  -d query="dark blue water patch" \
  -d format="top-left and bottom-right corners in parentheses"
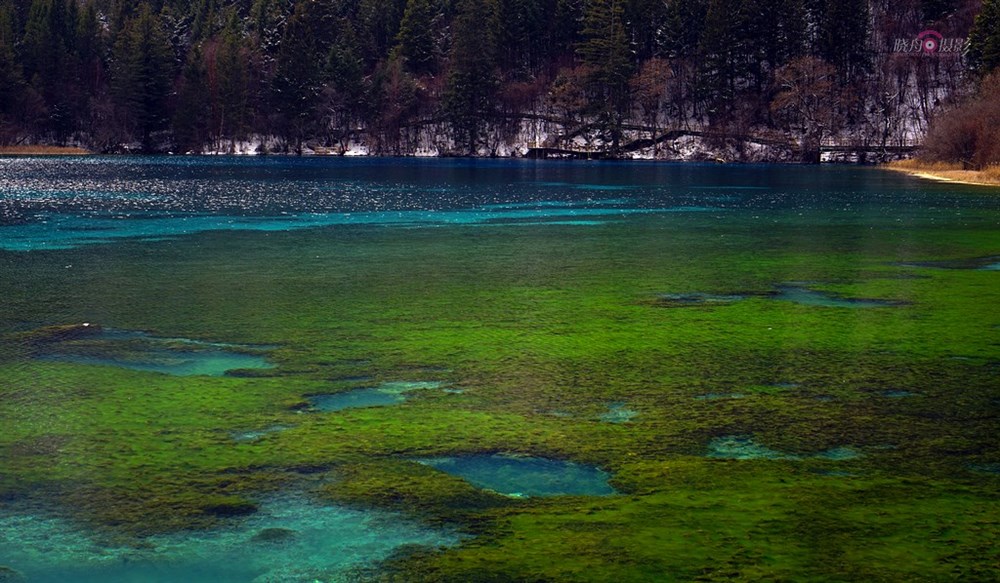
top-left (416, 454), bottom-right (616, 498)
top-left (306, 381), bottom-right (445, 411)
top-left (771, 284), bottom-right (906, 308)
top-left (0, 495), bottom-right (465, 583)
top-left (880, 390), bottom-right (917, 398)
top-left (896, 256), bottom-right (1000, 271)
top-left (968, 463), bottom-right (1000, 474)
top-left (654, 292), bottom-right (746, 308)
top-left (599, 402), bottom-right (638, 423)
top-left (35, 328), bottom-right (274, 377)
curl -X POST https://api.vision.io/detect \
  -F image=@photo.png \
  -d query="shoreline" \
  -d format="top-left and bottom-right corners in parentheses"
top-left (882, 163), bottom-right (1000, 187)
top-left (0, 145), bottom-right (92, 156)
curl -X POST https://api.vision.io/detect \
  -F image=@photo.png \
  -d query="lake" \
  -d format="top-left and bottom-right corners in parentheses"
top-left (0, 157), bottom-right (998, 581)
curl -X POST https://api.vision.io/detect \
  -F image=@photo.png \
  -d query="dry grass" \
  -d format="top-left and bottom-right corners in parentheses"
top-left (0, 145), bottom-right (92, 155)
top-left (884, 159), bottom-right (1000, 187)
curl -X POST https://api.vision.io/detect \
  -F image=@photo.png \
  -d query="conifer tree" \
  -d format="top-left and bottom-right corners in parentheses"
top-left (444, 0), bottom-right (499, 154)
top-left (0, 1), bottom-right (25, 126)
top-left (968, 0), bottom-right (1000, 75)
top-left (395, 0), bottom-right (439, 74)
top-left (173, 46), bottom-right (211, 152)
top-left (215, 10), bottom-right (249, 145)
top-left (112, 3), bottom-right (174, 150)
top-left (271, 1), bottom-right (322, 151)
top-left (578, 0), bottom-right (632, 152)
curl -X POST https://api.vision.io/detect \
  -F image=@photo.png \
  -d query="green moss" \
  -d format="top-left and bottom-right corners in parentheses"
top-left (0, 196), bottom-right (998, 578)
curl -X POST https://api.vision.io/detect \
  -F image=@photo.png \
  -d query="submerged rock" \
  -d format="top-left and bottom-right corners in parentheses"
top-left (201, 498), bottom-right (258, 518)
top-left (250, 528), bottom-right (297, 544)
top-left (0, 566), bottom-right (26, 582)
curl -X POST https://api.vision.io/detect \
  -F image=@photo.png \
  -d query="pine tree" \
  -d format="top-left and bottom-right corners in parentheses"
top-left (813, 0), bottom-right (870, 85)
top-left (659, 0), bottom-right (707, 58)
top-left (0, 1), bottom-right (25, 122)
top-left (394, 0), bottom-right (439, 74)
top-left (173, 46), bottom-right (211, 152)
top-left (215, 10), bottom-right (249, 145)
top-left (577, 0), bottom-right (632, 152)
top-left (320, 16), bottom-right (365, 148)
top-left (444, 0), bottom-right (499, 154)
top-left (968, 0), bottom-right (1000, 75)
top-left (112, 3), bottom-right (174, 150)
top-left (358, 0), bottom-right (407, 64)
top-left (271, 1), bottom-right (322, 151)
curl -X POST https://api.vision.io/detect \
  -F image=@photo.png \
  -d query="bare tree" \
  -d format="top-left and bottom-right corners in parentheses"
top-left (630, 57), bottom-right (672, 155)
top-left (771, 56), bottom-right (846, 163)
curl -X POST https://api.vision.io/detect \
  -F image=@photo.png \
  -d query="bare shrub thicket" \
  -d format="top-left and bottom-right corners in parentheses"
top-left (922, 73), bottom-right (1000, 169)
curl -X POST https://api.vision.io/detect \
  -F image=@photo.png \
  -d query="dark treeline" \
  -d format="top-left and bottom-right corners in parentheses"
top-left (0, 0), bottom-right (992, 156)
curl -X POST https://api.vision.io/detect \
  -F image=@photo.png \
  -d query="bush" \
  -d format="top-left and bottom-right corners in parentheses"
top-left (922, 73), bottom-right (1000, 169)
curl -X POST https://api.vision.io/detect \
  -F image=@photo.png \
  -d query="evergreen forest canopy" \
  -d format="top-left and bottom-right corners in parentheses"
top-left (0, 0), bottom-right (995, 157)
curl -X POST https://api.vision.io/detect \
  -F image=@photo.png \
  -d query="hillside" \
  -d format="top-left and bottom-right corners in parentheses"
top-left (0, 0), bottom-right (989, 159)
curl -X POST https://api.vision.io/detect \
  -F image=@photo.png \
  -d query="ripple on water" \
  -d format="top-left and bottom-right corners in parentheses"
top-left (417, 454), bottom-right (617, 498)
top-left (0, 495), bottom-right (465, 583)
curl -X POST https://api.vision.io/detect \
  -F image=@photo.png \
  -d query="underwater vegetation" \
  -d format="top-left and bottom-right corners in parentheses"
top-left (0, 159), bottom-right (998, 581)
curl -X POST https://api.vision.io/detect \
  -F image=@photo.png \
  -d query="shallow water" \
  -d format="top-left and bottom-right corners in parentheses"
top-left (772, 284), bottom-right (904, 308)
top-left (35, 328), bottom-right (273, 376)
top-left (1, 158), bottom-right (998, 581)
top-left (417, 454), bottom-right (617, 497)
top-left (307, 381), bottom-right (445, 411)
top-left (0, 495), bottom-right (464, 582)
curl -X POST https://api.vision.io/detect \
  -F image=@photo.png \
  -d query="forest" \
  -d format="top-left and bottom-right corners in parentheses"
top-left (0, 0), bottom-right (995, 158)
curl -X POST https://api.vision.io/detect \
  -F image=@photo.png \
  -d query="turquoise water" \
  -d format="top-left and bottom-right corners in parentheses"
top-left (772, 284), bottom-right (906, 308)
top-left (35, 328), bottom-right (273, 376)
top-left (417, 454), bottom-right (617, 497)
top-left (599, 402), bottom-right (638, 423)
top-left (307, 381), bottom-right (445, 411)
top-left (0, 495), bottom-right (464, 582)
top-left (308, 388), bottom-right (407, 411)
top-left (1, 157), bottom-right (998, 580)
top-left (1, 156), bottom-right (993, 253)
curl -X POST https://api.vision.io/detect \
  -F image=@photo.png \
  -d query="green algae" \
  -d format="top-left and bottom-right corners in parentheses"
top-left (0, 166), bottom-right (998, 581)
